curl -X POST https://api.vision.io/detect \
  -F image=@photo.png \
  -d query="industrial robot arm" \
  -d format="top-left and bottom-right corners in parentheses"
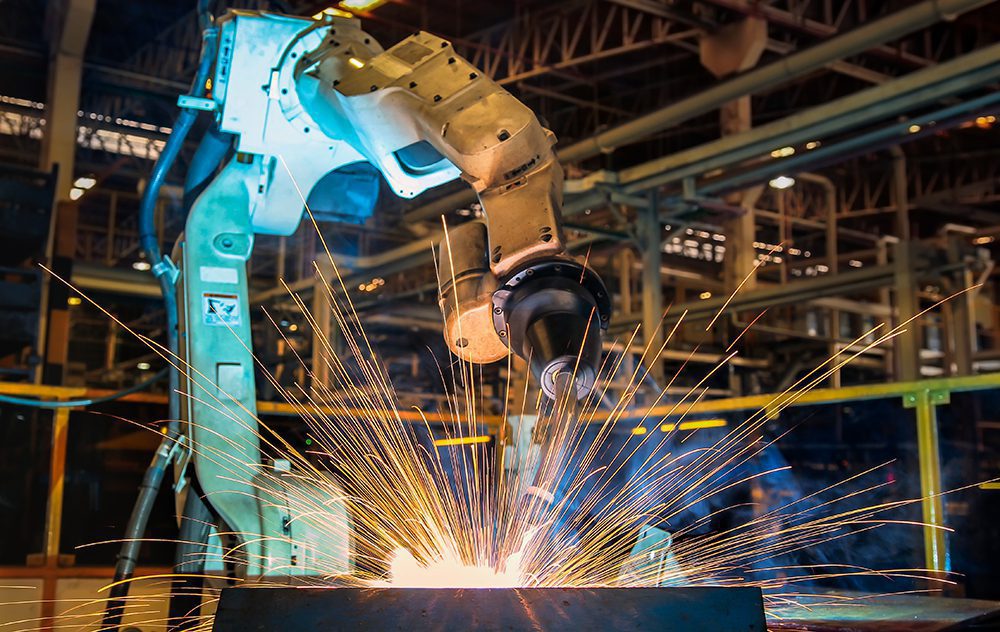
top-left (173, 9), bottom-right (608, 580)
top-left (209, 11), bottom-right (609, 397)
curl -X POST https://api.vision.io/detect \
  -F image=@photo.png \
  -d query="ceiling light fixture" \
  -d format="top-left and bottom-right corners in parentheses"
top-left (769, 175), bottom-right (795, 189)
top-left (339, 0), bottom-right (387, 11)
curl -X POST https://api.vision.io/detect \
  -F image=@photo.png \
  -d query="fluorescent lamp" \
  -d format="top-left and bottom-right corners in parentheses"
top-left (769, 175), bottom-right (795, 189)
top-left (340, 0), bottom-right (387, 11)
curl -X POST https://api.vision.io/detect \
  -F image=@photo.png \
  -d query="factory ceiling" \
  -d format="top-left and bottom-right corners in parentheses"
top-left (2, 1), bottom-right (998, 170)
top-left (0, 0), bottom-right (998, 389)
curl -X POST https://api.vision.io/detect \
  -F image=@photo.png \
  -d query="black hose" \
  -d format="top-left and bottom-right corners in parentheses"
top-left (138, 9), bottom-right (219, 426)
top-left (0, 368), bottom-right (167, 409)
top-left (101, 436), bottom-right (176, 626)
top-left (103, 3), bottom-right (219, 627)
top-left (168, 487), bottom-right (215, 631)
top-left (183, 125), bottom-right (234, 213)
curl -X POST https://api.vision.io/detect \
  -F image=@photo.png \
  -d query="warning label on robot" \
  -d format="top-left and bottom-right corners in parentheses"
top-left (203, 292), bottom-right (241, 327)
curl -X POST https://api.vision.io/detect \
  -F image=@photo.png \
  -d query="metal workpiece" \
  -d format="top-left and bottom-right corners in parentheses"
top-left (212, 586), bottom-right (768, 631)
top-left (492, 260), bottom-right (610, 400)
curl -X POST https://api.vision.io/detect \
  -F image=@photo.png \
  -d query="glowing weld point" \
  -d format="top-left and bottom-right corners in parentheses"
top-left (387, 526), bottom-right (540, 588)
top-left (387, 549), bottom-right (520, 588)
top-left (348, 57), bottom-right (365, 69)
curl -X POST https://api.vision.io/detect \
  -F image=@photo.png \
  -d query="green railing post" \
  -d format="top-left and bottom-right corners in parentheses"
top-left (903, 388), bottom-right (949, 574)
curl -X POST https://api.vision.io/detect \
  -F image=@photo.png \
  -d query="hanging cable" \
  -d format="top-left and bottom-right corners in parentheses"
top-left (103, 1), bottom-right (219, 627)
top-left (0, 369), bottom-right (168, 409)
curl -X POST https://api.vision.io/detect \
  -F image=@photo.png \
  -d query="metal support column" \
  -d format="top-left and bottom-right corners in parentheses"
top-left (801, 173), bottom-right (841, 387)
top-left (616, 248), bottom-right (637, 400)
top-left (617, 248), bottom-right (633, 317)
top-left (892, 148), bottom-right (921, 381)
top-left (946, 237), bottom-right (976, 376)
top-left (38, 0), bottom-right (96, 386)
top-left (903, 388), bottom-right (950, 575)
top-left (639, 192), bottom-right (664, 384)
top-left (312, 258), bottom-right (334, 389)
top-left (40, 0), bottom-right (95, 200)
top-left (41, 199), bottom-right (79, 385)
top-left (700, 16), bottom-right (767, 296)
top-left (40, 404), bottom-right (72, 629)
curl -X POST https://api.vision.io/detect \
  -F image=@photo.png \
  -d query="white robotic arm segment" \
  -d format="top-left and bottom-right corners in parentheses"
top-left (317, 31), bottom-right (567, 272)
top-left (212, 14), bottom-right (570, 276)
top-left (212, 12), bottom-right (392, 235)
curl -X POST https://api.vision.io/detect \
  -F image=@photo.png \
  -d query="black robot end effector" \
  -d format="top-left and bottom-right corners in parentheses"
top-left (491, 260), bottom-right (611, 401)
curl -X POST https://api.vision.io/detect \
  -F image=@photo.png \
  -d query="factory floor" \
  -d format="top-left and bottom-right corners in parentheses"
top-left (772, 590), bottom-right (1000, 631)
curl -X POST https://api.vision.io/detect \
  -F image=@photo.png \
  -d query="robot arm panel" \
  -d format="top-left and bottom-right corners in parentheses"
top-left (316, 32), bottom-right (608, 397)
top-left (316, 31), bottom-right (567, 278)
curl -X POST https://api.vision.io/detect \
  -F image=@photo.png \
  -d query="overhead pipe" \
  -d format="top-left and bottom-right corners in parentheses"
top-left (558, 0), bottom-right (993, 161)
top-left (620, 43), bottom-right (1000, 193)
top-left (613, 258), bottom-right (966, 330)
top-left (699, 89), bottom-right (1000, 196)
top-left (615, 265), bottom-right (901, 329)
top-left (404, 0), bottom-right (993, 222)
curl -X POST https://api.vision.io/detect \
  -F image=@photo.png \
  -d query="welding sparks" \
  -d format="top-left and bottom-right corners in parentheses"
top-left (2, 180), bottom-right (986, 631)
top-left (384, 525), bottom-right (540, 588)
